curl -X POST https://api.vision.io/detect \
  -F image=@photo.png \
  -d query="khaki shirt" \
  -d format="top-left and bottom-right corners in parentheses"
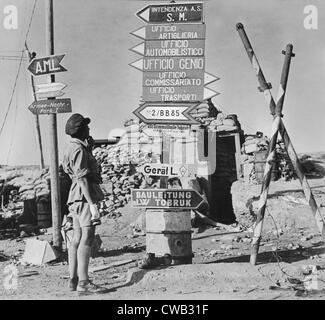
top-left (62, 138), bottom-right (104, 205)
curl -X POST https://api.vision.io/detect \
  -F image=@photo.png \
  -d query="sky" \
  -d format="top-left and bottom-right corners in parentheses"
top-left (0, 0), bottom-right (325, 165)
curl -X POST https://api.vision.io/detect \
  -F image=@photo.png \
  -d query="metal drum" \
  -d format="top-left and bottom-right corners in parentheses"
top-left (254, 150), bottom-right (279, 183)
top-left (37, 197), bottom-right (52, 228)
top-left (146, 209), bottom-right (193, 265)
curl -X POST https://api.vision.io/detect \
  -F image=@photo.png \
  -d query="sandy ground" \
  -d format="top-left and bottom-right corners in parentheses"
top-left (1, 156), bottom-right (325, 300)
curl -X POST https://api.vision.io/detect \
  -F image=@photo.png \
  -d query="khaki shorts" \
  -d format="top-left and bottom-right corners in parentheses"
top-left (68, 201), bottom-right (94, 228)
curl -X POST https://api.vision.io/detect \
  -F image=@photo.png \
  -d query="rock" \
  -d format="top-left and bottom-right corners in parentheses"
top-left (232, 236), bottom-right (242, 243)
top-left (272, 229), bottom-right (283, 236)
top-left (19, 230), bottom-right (29, 238)
top-left (208, 249), bottom-right (218, 256)
top-left (242, 238), bottom-right (251, 243)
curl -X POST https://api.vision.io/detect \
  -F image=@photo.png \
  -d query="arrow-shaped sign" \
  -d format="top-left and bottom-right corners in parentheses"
top-left (204, 72), bottom-right (220, 85)
top-left (131, 188), bottom-right (205, 209)
top-left (142, 71), bottom-right (219, 86)
top-left (136, 2), bottom-right (204, 24)
top-left (36, 91), bottom-right (65, 99)
top-left (129, 57), bottom-right (205, 72)
top-left (129, 58), bottom-right (145, 72)
top-left (130, 39), bottom-right (205, 57)
top-left (28, 54), bottom-right (67, 76)
top-left (203, 87), bottom-right (220, 100)
top-left (133, 103), bottom-right (199, 124)
top-left (131, 23), bottom-right (206, 40)
top-left (35, 82), bottom-right (67, 92)
top-left (35, 82), bottom-right (67, 99)
top-left (28, 98), bottom-right (72, 115)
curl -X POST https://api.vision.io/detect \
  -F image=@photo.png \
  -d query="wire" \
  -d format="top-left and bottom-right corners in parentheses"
top-left (6, 91), bottom-right (19, 164)
top-left (0, 0), bottom-right (38, 200)
top-left (0, 0), bottom-right (38, 140)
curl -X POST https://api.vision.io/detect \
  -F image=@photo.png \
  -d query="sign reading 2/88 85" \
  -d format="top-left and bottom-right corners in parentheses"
top-left (151, 108), bottom-right (180, 117)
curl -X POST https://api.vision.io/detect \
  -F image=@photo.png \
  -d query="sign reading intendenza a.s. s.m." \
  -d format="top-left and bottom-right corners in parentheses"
top-left (136, 2), bottom-right (204, 24)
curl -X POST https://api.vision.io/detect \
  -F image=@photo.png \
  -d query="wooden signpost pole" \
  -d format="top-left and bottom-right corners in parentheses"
top-left (45, 0), bottom-right (61, 250)
top-left (25, 44), bottom-right (45, 170)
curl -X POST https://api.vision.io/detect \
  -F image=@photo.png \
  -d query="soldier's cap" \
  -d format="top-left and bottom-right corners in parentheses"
top-left (65, 113), bottom-right (90, 136)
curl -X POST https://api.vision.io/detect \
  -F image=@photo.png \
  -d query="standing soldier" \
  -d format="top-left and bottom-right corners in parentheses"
top-left (62, 113), bottom-right (106, 294)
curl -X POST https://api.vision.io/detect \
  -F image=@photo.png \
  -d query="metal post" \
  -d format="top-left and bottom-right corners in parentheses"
top-left (161, 134), bottom-right (171, 188)
top-left (46, 0), bottom-right (61, 249)
top-left (25, 44), bottom-right (45, 170)
top-left (236, 23), bottom-right (325, 264)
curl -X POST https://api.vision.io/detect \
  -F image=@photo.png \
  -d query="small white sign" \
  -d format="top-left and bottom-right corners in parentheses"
top-left (137, 163), bottom-right (196, 177)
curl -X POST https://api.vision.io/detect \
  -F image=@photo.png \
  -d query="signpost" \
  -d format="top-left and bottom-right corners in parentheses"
top-left (132, 189), bottom-right (205, 209)
top-left (130, 2), bottom-right (218, 263)
top-left (133, 102), bottom-right (198, 124)
top-left (27, 54), bottom-right (67, 76)
top-left (136, 2), bottom-right (204, 24)
top-left (28, 98), bottom-right (72, 115)
top-left (25, 0), bottom-right (71, 250)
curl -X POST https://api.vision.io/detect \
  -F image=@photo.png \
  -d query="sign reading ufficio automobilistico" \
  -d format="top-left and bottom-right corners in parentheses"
top-left (132, 189), bottom-right (204, 209)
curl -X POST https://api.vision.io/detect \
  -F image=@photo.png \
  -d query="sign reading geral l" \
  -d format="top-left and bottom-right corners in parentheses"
top-left (136, 2), bottom-right (204, 24)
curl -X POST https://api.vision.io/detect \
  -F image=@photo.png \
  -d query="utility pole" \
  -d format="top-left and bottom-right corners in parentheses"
top-left (25, 43), bottom-right (45, 170)
top-left (45, 0), bottom-right (61, 250)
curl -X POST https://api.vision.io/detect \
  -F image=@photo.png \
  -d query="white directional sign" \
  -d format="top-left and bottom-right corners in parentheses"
top-left (204, 72), bottom-right (220, 85)
top-left (142, 86), bottom-right (219, 102)
top-left (36, 91), bottom-right (65, 99)
top-left (35, 82), bottom-right (67, 92)
top-left (133, 103), bottom-right (198, 124)
top-left (130, 39), bottom-right (205, 57)
top-left (137, 163), bottom-right (196, 177)
top-left (131, 24), bottom-right (206, 40)
top-left (35, 82), bottom-right (67, 100)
